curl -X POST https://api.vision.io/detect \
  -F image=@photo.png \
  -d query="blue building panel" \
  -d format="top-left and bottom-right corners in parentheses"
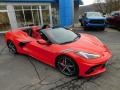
top-left (0, 0), bottom-right (82, 27)
top-left (0, 0), bottom-right (55, 2)
top-left (59, 0), bottom-right (74, 27)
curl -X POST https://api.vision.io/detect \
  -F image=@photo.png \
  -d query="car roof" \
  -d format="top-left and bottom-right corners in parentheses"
top-left (85, 12), bottom-right (101, 14)
top-left (111, 11), bottom-right (120, 14)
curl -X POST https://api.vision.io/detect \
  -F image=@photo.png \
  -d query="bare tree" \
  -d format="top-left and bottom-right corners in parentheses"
top-left (94, 0), bottom-right (106, 14)
top-left (95, 0), bottom-right (120, 14)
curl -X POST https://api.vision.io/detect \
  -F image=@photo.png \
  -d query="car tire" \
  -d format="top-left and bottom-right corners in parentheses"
top-left (7, 40), bottom-right (17, 54)
top-left (56, 56), bottom-right (78, 76)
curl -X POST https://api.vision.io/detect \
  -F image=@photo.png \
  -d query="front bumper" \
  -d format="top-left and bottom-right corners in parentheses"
top-left (85, 23), bottom-right (106, 28)
top-left (77, 51), bottom-right (112, 77)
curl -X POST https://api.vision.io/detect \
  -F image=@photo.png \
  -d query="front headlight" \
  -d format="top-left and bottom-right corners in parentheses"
top-left (76, 51), bottom-right (100, 59)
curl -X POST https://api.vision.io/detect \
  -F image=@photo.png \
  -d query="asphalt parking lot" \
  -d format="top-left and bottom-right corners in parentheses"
top-left (0, 27), bottom-right (120, 90)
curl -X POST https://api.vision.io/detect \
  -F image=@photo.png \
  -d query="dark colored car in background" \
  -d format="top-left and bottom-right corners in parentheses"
top-left (79, 12), bottom-right (106, 30)
top-left (106, 11), bottom-right (120, 29)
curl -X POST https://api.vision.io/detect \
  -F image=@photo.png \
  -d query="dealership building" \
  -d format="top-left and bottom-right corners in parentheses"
top-left (0, 0), bottom-right (82, 32)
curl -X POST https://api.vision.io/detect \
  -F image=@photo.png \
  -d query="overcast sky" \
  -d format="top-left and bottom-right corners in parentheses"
top-left (83, 0), bottom-right (95, 5)
top-left (82, 0), bottom-right (105, 5)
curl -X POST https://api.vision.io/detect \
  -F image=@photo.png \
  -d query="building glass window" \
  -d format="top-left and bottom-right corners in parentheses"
top-left (0, 5), bottom-right (6, 10)
top-left (15, 10), bottom-right (25, 27)
top-left (23, 6), bottom-right (31, 10)
top-left (32, 6), bottom-right (41, 25)
top-left (0, 6), bottom-right (11, 31)
top-left (14, 4), bottom-right (52, 27)
top-left (14, 6), bottom-right (22, 10)
top-left (41, 5), bottom-right (50, 25)
top-left (51, 6), bottom-right (59, 25)
top-left (23, 6), bottom-right (33, 26)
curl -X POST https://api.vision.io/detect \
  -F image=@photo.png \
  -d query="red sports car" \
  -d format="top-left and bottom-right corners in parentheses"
top-left (5, 26), bottom-right (112, 77)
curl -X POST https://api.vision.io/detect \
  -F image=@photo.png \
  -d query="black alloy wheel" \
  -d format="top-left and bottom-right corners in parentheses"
top-left (56, 56), bottom-right (78, 76)
top-left (7, 41), bottom-right (17, 54)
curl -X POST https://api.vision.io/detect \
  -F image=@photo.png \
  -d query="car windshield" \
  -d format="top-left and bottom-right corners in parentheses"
top-left (40, 28), bottom-right (80, 44)
top-left (86, 12), bottom-right (103, 18)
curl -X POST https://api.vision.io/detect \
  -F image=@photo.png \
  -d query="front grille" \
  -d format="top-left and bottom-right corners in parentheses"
top-left (89, 20), bottom-right (105, 24)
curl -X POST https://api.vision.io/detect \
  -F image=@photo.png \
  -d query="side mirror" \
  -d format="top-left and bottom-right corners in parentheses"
top-left (19, 40), bottom-right (31, 47)
top-left (37, 39), bottom-right (52, 45)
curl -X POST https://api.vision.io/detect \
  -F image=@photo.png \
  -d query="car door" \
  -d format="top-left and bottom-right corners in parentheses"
top-left (112, 13), bottom-right (119, 26)
top-left (22, 33), bottom-right (56, 66)
top-left (36, 41), bottom-right (57, 66)
top-left (115, 13), bottom-right (120, 27)
top-left (107, 14), bottom-right (115, 25)
top-left (110, 13), bottom-right (119, 26)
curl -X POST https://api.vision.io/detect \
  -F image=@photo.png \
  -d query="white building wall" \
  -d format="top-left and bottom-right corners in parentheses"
top-left (7, 5), bottom-right (18, 29)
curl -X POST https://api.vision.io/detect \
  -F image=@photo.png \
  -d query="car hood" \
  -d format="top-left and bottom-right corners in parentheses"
top-left (87, 17), bottom-right (106, 20)
top-left (57, 33), bottom-right (106, 54)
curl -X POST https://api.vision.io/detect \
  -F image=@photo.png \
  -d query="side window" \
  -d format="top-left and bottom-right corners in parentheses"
top-left (23, 28), bottom-right (32, 36)
top-left (40, 32), bottom-right (48, 41)
top-left (112, 13), bottom-right (119, 16)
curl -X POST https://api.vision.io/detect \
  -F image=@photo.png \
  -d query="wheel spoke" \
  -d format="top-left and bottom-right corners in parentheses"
top-left (8, 42), bottom-right (16, 54)
top-left (58, 62), bottom-right (65, 67)
top-left (62, 67), bottom-right (66, 72)
top-left (11, 46), bottom-right (15, 50)
top-left (62, 58), bottom-right (74, 75)
top-left (57, 56), bottom-right (76, 76)
top-left (67, 65), bottom-right (74, 68)
top-left (10, 45), bottom-right (15, 51)
top-left (64, 58), bottom-right (67, 65)
top-left (66, 67), bottom-right (71, 73)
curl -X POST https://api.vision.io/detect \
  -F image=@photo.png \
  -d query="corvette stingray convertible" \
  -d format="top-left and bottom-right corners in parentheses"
top-left (5, 26), bottom-right (112, 77)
